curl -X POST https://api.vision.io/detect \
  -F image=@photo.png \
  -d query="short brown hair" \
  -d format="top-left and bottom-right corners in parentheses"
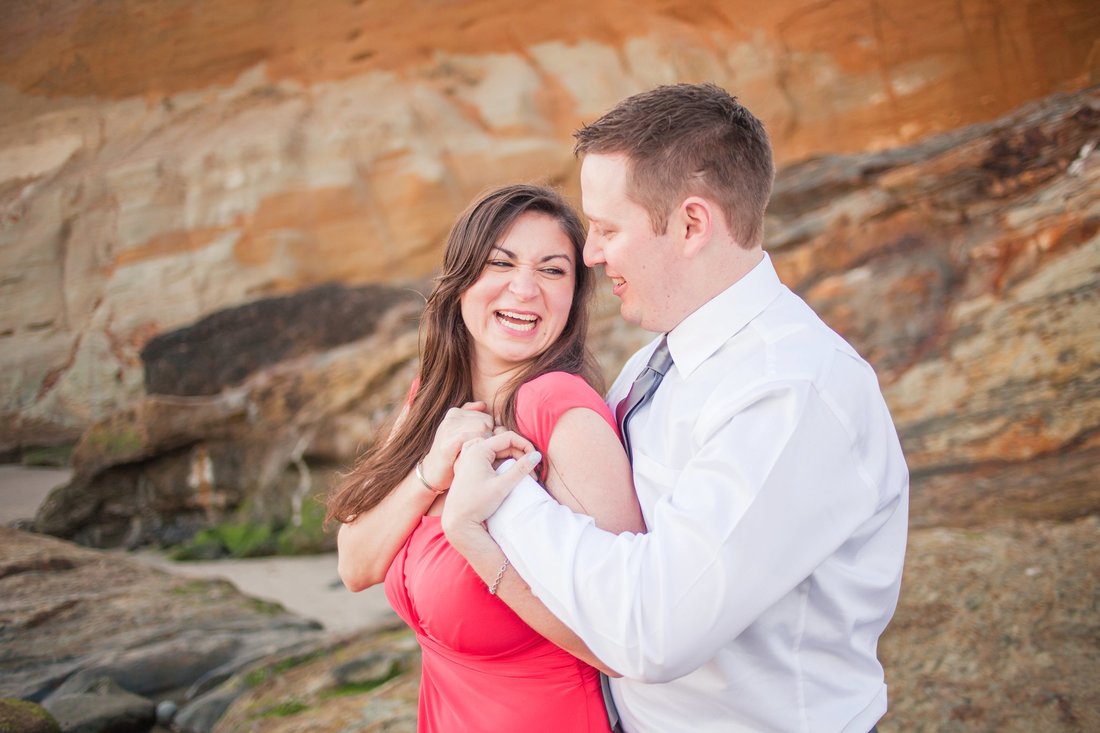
top-left (573, 83), bottom-right (775, 247)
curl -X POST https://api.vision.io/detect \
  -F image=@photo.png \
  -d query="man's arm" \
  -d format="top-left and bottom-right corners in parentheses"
top-left (458, 381), bottom-right (904, 682)
top-left (443, 407), bottom-right (644, 675)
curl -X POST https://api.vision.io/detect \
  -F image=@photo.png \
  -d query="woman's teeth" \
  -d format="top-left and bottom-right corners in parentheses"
top-left (496, 310), bottom-right (538, 332)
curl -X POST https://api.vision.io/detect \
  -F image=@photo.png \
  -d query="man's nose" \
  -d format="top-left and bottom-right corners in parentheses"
top-left (583, 234), bottom-right (603, 267)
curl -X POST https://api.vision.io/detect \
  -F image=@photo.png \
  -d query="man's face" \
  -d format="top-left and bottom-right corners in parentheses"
top-left (580, 153), bottom-right (681, 332)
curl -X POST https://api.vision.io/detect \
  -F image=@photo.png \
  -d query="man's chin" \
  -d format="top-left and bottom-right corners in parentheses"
top-left (619, 305), bottom-right (642, 327)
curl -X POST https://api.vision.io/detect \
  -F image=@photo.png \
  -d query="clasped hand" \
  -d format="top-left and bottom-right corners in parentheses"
top-left (441, 430), bottom-right (542, 536)
top-left (419, 402), bottom-right (496, 491)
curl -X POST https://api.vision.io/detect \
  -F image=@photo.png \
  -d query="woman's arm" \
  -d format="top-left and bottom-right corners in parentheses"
top-left (541, 408), bottom-right (644, 535)
top-left (446, 408), bottom-right (643, 674)
top-left (337, 401), bottom-right (496, 591)
top-left (337, 468), bottom-right (438, 591)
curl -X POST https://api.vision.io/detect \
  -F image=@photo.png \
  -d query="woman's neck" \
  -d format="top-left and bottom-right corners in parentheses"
top-left (471, 364), bottom-right (525, 420)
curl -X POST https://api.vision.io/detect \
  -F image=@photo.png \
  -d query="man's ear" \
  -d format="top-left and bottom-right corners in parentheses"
top-left (678, 197), bottom-right (713, 258)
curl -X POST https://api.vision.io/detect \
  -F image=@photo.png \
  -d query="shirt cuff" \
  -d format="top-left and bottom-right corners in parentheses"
top-left (486, 459), bottom-right (553, 537)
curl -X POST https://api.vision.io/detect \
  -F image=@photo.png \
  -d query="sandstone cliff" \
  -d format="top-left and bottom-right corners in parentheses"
top-left (3, 4), bottom-right (1099, 731)
top-left (2, 0), bottom-right (1096, 451)
top-left (31, 87), bottom-right (1100, 548)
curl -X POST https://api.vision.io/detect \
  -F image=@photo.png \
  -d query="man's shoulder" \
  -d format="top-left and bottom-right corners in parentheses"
top-left (756, 290), bottom-right (870, 374)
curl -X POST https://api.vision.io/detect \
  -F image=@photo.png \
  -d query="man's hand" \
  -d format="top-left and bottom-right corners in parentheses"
top-left (441, 431), bottom-right (542, 540)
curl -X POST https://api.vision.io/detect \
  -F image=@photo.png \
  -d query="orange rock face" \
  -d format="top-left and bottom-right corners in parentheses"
top-left (4, 1), bottom-right (1095, 157)
top-left (0, 0), bottom-right (1096, 450)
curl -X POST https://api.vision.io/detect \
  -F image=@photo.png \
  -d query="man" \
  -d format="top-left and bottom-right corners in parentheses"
top-left (443, 83), bottom-right (908, 733)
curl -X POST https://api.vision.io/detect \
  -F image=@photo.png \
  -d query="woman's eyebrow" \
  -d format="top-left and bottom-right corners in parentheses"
top-left (489, 246), bottom-right (571, 264)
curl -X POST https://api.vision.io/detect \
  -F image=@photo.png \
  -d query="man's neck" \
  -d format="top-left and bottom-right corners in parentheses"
top-left (665, 246), bottom-right (765, 332)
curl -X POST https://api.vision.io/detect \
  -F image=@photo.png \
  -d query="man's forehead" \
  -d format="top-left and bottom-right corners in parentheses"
top-left (580, 155), bottom-right (628, 215)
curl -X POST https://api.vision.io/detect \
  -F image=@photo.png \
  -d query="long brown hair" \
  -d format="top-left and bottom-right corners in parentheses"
top-left (326, 184), bottom-right (600, 523)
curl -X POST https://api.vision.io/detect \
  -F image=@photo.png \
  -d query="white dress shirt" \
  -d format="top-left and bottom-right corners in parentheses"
top-left (487, 253), bottom-right (908, 733)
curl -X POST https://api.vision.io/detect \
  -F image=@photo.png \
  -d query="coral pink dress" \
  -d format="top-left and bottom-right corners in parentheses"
top-left (384, 372), bottom-right (617, 732)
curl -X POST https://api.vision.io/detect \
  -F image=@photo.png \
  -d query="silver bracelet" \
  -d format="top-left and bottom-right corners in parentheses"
top-left (488, 558), bottom-right (510, 595)
top-left (415, 460), bottom-right (448, 496)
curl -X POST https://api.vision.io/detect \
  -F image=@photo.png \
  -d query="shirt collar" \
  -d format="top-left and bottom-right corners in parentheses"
top-left (666, 252), bottom-right (785, 378)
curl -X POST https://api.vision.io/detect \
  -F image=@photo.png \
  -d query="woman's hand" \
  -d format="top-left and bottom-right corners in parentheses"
top-left (419, 402), bottom-right (495, 492)
top-left (442, 431), bottom-right (542, 536)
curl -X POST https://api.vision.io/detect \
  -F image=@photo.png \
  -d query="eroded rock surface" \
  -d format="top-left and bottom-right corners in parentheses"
top-left (0, 527), bottom-right (326, 729)
top-left (33, 89), bottom-right (1100, 549)
top-left (33, 285), bottom-right (423, 548)
top-left (768, 90), bottom-right (1100, 527)
top-left (2, 0), bottom-right (1096, 453)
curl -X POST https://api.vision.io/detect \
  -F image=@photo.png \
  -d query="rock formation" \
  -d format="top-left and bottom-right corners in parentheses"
top-left (767, 89), bottom-right (1100, 527)
top-left (201, 516), bottom-right (1100, 732)
top-left (2, 0), bottom-right (1096, 454)
top-left (34, 282), bottom-right (425, 548)
top-left (3, 3), bottom-right (1099, 731)
top-left (33, 87), bottom-right (1100, 548)
top-left (0, 526), bottom-right (336, 731)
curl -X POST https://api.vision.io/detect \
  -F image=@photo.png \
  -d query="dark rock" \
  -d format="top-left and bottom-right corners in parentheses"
top-left (184, 634), bottom-right (323, 700)
top-left (879, 516), bottom-right (1100, 731)
top-left (331, 652), bottom-right (404, 687)
top-left (154, 700), bottom-right (176, 726)
top-left (48, 635), bottom-right (241, 701)
top-left (42, 677), bottom-right (155, 733)
top-left (210, 627), bottom-right (421, 732)
top-left (0, 527), bottom-right (325, 730)
top-left (34, 292), bottom-right (423, 550)
top-left (173, 689), bottom-right (241, 733)
top-left (140, 282), bottom-right (424, 397)
top-left (0, 698), bottom-right (61, 733)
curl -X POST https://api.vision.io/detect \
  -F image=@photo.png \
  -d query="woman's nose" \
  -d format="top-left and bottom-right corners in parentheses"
top-left (508, 268), bottom-right (539, 299)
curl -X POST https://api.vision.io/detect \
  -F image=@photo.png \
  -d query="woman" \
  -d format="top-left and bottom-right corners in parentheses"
top-left (326, 184), bottom-right (643, 732)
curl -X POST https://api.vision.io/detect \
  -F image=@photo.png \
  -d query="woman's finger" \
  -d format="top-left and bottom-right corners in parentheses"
top-left (479, 430), bottom-right (536, 457)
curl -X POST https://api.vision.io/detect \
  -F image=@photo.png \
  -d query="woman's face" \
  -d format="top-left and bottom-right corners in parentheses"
top-left (460, 212), bottom-right (577, 376)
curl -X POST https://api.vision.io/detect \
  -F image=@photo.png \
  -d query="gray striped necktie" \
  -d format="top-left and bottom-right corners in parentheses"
top-left (615, 336), bottom-right (672, 460)
top-left (601, 337), bottom-right (672, 731)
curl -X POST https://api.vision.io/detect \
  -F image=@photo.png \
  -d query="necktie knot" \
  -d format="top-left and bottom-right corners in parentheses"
top-left (615, 336), bottom-right (671, 459)
top-left (645, 338), bottom-right (673, 376)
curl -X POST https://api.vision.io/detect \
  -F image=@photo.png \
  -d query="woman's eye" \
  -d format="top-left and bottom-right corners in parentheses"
top-left (541, 267), bottom-right (566, 277)
top-left (487, 260), bottom-right (512, 268)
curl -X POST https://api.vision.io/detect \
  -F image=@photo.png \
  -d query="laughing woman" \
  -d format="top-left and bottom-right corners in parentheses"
top-left (326, 184), bottom-right (643, 732)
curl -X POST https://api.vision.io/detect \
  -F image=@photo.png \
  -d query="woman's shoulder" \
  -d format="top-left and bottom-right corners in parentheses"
top-left (515, 371), bottom-right (615, 435)
top-left (518, 370), bottom-right (599, 401)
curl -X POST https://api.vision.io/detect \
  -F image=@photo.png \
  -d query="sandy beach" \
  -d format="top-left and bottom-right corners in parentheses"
top-left (0, 464), bottom-right (396, 634)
